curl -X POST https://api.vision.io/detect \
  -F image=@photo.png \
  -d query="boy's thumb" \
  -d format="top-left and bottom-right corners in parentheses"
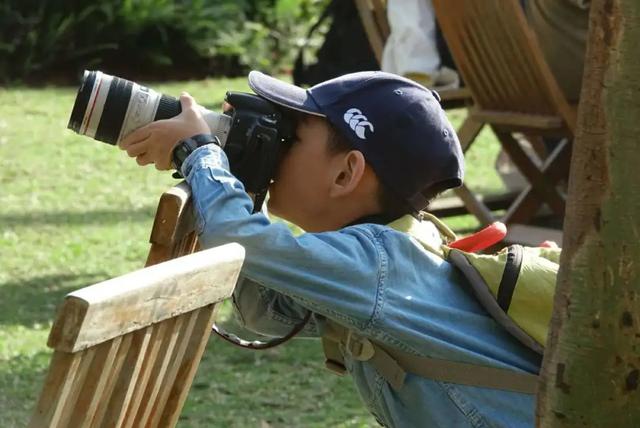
top-left (179, 92), bottom-right (195, 110)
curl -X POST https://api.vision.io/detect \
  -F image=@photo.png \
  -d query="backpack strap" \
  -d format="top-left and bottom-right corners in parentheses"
top-left (497, 245), bottom-right (524, 312)
top-left (321, 321), bottom-right (539, 394)
top-left (447, 248), bottom-right (546, 355)
top-left (387, 213), bottom-right (455, 260)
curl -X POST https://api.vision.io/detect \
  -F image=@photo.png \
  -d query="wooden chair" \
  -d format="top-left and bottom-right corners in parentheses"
top-left (145, 182), bottom-right (199, 267)
top-left (30, 241), bottom-right (244, 428)
top-left (353, 0), bottom-right (493, 225)
top-left (432, 0), bottom-right (576, 243)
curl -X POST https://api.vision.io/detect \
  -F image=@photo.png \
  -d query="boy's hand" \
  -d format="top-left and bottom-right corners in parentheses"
top-left (118, 93), bottom-right (210, 170)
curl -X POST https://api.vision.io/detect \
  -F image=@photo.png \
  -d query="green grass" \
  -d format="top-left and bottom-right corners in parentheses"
top-left (0, 78), bottom-right (504, 427)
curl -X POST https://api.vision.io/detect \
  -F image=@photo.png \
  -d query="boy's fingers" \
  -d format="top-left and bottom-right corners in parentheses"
top-left (135, 153), bottom-right (153, 166)
top-left (119, 125), bottom-right (152, 149)
top-left (126, 141), bottom-right (148, 158)
top-left (154, 159), bottom-right (171, 171)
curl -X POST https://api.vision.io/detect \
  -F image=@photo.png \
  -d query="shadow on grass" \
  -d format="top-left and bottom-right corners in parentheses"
top-left (0, 273), bottom-right (106, 327)
top-left (181, 336), bottom-right (373, 427)
top-left (1, 206), bottom-right (156, 227)
top-left (0, 350), bottom-right (51, 427)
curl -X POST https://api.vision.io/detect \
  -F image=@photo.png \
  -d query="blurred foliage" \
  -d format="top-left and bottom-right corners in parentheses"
top-left (0, 0), bottom-right (329, 84)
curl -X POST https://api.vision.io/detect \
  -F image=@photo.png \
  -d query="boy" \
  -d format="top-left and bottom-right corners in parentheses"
top-left (120, 71), bottom-right (540, 427)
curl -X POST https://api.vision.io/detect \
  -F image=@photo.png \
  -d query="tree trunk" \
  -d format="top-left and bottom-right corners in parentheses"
top-left (536, 0), bottom-right (640, 426)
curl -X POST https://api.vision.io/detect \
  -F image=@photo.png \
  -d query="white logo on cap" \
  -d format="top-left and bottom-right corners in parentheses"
top-left (343, 108), bottom-right (374, 140)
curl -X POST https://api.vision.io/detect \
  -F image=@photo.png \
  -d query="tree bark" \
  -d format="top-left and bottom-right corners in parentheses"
top-left (537, 0), bottom-right (640, 426)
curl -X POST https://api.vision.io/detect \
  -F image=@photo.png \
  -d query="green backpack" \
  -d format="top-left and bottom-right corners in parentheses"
top-left (388, 213), bottom-right (560, 355)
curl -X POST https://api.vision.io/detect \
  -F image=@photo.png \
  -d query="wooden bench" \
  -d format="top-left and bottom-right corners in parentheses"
top-left (30, 243), bottom-right (244, 428)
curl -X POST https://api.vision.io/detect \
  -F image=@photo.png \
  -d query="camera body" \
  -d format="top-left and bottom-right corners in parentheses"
top-left (68, 70), bottom-right (294, 207)
top-left (222, 92), bottom-right (293, 195)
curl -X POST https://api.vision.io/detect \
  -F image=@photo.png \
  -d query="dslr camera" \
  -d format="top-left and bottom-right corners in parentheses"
top-left (68, 70), bottom-right (295, 209)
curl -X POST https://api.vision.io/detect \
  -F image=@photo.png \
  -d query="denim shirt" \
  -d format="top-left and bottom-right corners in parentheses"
top-left (182, 145), bottom-right (540, 428)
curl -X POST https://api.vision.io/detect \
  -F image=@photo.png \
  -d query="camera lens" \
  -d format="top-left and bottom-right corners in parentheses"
top-left (68, 70), bottom-right (181, 145)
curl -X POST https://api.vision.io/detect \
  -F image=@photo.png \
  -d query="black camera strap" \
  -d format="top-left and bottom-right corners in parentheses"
top-left (212, 310), bottom-right (312, 350)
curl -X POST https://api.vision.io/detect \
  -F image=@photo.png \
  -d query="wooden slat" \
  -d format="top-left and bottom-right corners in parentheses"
top-left (147, 234), bottom-right (197, 267)
top-left (486, 1), bottom-right (542, 111)
top-left (91, 334), bottom-right (133, 428)
top-left (29, 351), bottom-right (82, 428)
top-left (160, 304), bottom-right (219, 428)
top-left (476, 0), bottom-right (536, 113)
top-left (48, 353), bottom-right (83, 427)
top-left (134, 317), bottom-right (185, 427)
top-left (101, 328), bottom-right (153, 428)
top-left (48, 244), bottom-right (243, 352)
top-left (466, 3), bottom-right (518, 109)
top-left (145, 244), bottom-right (173, 267)
top-left (175, 232), bottom-right (198, 259)
top-left (148, 310), bottom-right (201, 427)
top-left (121, 323), bottom-right (171, 428)
top-left (492, 6), bottom-right (547, 112)
top-left (146, 182), bottom-right (198, 266)
top-left (470, 110), bottom-right (564, 130)
top-left (432, 0), bottom-right (575, 126)
top-left (506, 0), bottom-right (576, 127)
top-left (55, 348), bottom-right (97, 427)
top-left (67, 337), bottom-right (125, 427)
top-left (149, 182), bottom-right (192, 246)
top-left (456, 12), bottom-right (499, 106)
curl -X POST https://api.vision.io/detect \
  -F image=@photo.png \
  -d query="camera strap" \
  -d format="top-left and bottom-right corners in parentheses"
top-left (211, 310), bottom-right (312, 350)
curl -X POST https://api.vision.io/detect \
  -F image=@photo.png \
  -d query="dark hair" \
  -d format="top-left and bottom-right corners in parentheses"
top-left (325, 124), bottom-right (440, 219)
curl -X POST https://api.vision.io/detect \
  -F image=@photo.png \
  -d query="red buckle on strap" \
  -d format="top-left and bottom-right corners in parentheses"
top-left (448, 222), bottom-right (507, 253)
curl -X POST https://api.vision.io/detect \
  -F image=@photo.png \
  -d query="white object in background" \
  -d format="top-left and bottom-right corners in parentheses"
top-left (381, 0), bottom-right (440, 77)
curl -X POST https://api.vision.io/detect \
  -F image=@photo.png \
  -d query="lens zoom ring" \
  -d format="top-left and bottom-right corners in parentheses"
top-left (155, 95), bottom-right (182, 121)
top-left (95, 77), bottom-right (133, 145)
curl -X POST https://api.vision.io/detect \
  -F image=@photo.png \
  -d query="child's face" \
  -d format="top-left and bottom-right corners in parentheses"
top-left (267, 116), bottom-right (340, 231)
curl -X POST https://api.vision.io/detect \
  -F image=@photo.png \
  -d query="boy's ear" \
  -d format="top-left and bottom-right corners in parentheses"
top-left (330, 150), bottom-right (367, 197)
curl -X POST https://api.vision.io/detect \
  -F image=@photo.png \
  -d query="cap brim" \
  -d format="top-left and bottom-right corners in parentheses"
top-left (248, 71), bottom-right (325, 117)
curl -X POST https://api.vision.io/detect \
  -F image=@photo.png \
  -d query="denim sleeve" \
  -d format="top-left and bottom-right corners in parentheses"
top-left (181, 145), bottom-right (385, 332)
top-left (232, 275), bottom-right (321, 337)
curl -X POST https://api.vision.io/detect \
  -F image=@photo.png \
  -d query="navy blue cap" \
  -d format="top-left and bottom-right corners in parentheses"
top-left (248, 70), bottom-right (464, 211)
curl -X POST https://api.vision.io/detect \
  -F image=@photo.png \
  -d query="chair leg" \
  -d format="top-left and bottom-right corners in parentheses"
top-left (355, 0), bottom-right (385, 63)
top-left (458, 116), bottom-right (485, 153)
top-left (523, 134), bottom-right (549, 160)
top-left (448, 115), bottom-right (492, 225)
top-left (494, 129), bottom-right (564, 215)
top-left (502, 138), bottom-right (571, 224)
top-left (453, 185), bottom-right (495, 225)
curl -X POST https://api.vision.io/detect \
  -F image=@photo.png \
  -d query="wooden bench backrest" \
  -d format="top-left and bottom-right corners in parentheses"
top-left (432, 0), bottom-right (576, 132)
top-left (146, 182), bottom-right (198, 267)
top-left (30, 244), bottom-right (244, 428)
